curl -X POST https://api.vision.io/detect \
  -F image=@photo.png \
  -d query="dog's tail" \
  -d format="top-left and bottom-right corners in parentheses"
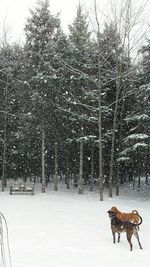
top-left (131, 215), bottom-right (143, 226)
top-left (132, 210), bottom-right (139, 215)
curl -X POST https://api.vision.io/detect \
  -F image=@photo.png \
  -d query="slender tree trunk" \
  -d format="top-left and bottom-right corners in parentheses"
top-left (98, 83), bottom-right (103, 201)
top-left (2, 86), bottom-right (8, 191)
top-left (78, 139), bottom-right (83, 194)
top-left (73, 173), bottom-right (78, 188)
top-left (116, 175), bottom-right (119, 196)
top-left (145, 174), bottom-right (148, 184)
top-left (66, 173), bottom-right (70, 189)
top-left (90, 146), bottom-right (94, 191)
top-left (137, 166), bottom-right (141, 190)
top-left (109, 78), bottom-right (121, 197)
top-left (133, 173), bottom-right (136, 190)
top-left (116, 0), bottom-right (132, 195)
top-left (94, 0), bottom-right (103, 201)
top-left (41, 128), bottom-right (46, 193)
top-left (65, 164), bottom-right (70, 189)
top-left (115, 89), bottom-right (125, 196)
top-left (54, 142), bottom-right (58, 191)
top-left (111, 0), bottom-right (133, 197)
top-left (2, 116), bottom-right (7, 191)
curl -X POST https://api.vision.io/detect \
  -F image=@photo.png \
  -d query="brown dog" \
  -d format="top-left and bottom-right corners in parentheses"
top-left (108, 207), bottom-right (143, 251)
top-left (109, 206), bottom-right (140, 225)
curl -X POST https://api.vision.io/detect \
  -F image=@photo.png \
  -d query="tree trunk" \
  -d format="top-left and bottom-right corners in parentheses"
top-left (54, 142), bottom-right (58, 191)
top-left (98, 77), bottom-right (103, 201)
top-left (137, 166), bottom-right (141, 190)
top-left (2, 117), bottom-right (7, 191)
top-left (65, 165), bottom-right (70, 189)
top-left (90, 146), bottom-right (94, 191)
top-left (73, 173), bottom-right (78, 188)
top-left (109, 79), bottom-right (120, 197)
top-left (78, 139), bottom-right (83, 194)
top-left (1, 86), bottom-right (8, 191)
top-left (41, 129), bottom-right (46, 193)
top-left (116, 173), bottom-right (120, 196)
top-left (115, 89), bottom-right (125, 196)
top-left (94, 0), bottom-right (103, 201)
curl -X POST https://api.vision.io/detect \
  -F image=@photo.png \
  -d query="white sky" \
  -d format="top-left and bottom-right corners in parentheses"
top-left (0, 0), bottom-right (149, 45)
top-left (0, 0), bottom-right (89, 43)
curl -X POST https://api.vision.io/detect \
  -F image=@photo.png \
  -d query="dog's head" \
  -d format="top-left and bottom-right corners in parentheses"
top-left (107, 207), bottom-right (119, 218)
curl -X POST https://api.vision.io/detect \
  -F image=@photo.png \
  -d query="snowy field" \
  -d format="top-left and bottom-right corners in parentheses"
top-left (0, 182), bottom-right (150, 267)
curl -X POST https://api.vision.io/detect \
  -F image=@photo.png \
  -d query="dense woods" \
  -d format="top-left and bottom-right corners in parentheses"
top-left (0, 0), bottom-right (149, 198)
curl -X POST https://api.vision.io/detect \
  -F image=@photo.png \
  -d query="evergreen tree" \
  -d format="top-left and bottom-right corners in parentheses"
top-left (0, 43), bottom-right (26, 188)
top-left (24, 0), bottom-right (68, 191)
top-left (119, 38), bottom-right (150, 184)
top-left (62, 3), bottom-right (99, 190)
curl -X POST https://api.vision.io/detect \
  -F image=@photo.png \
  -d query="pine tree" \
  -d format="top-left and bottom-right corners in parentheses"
top-left (119, 39), bottom-right (150, 184)
top-left (0, 43), bottom-right (26, 188)
top-left (63, 4), bottom-right (99, 193)
top-left (24, 0), bottom-right (68, 191)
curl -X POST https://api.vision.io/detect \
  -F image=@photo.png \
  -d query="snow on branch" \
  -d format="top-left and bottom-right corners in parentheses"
top-left (139, 83), bottom-right (150, 92)
top-left (119, 147), bottom-right (132, 156)
top-left (117, 156), bottom-right (130, 162)
top-left (124, 133), bottom-right (149, 142)
top-left (125, 114), bottom-right (150, 122)
top-left (66, 135), bottom-right (97, 144)
top-left (132, 142), bottom-right (148, 150)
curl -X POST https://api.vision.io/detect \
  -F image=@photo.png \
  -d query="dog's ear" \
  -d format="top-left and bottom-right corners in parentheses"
top-left (111, 206), bottom-right (118, 213)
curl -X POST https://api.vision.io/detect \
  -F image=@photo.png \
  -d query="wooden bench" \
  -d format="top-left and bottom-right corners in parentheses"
top-left (10, 182), bottom-right (34, 195)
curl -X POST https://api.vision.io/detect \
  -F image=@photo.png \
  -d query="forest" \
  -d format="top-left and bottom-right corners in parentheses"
top-left (0, 0), bottom-right (149, 199)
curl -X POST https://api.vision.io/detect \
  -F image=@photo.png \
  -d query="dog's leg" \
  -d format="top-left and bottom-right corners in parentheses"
top-left (134, 229), bottom-right (142, 249)
top-left (112, 231), bottom-right (116, 243)
top-left (126, 232), bottom-right (133, 251)
top-left (118, 233), bottom-right (120, 242)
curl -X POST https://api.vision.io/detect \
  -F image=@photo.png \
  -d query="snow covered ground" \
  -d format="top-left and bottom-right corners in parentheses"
top-left (0, 182), bottom-right (150, 267)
